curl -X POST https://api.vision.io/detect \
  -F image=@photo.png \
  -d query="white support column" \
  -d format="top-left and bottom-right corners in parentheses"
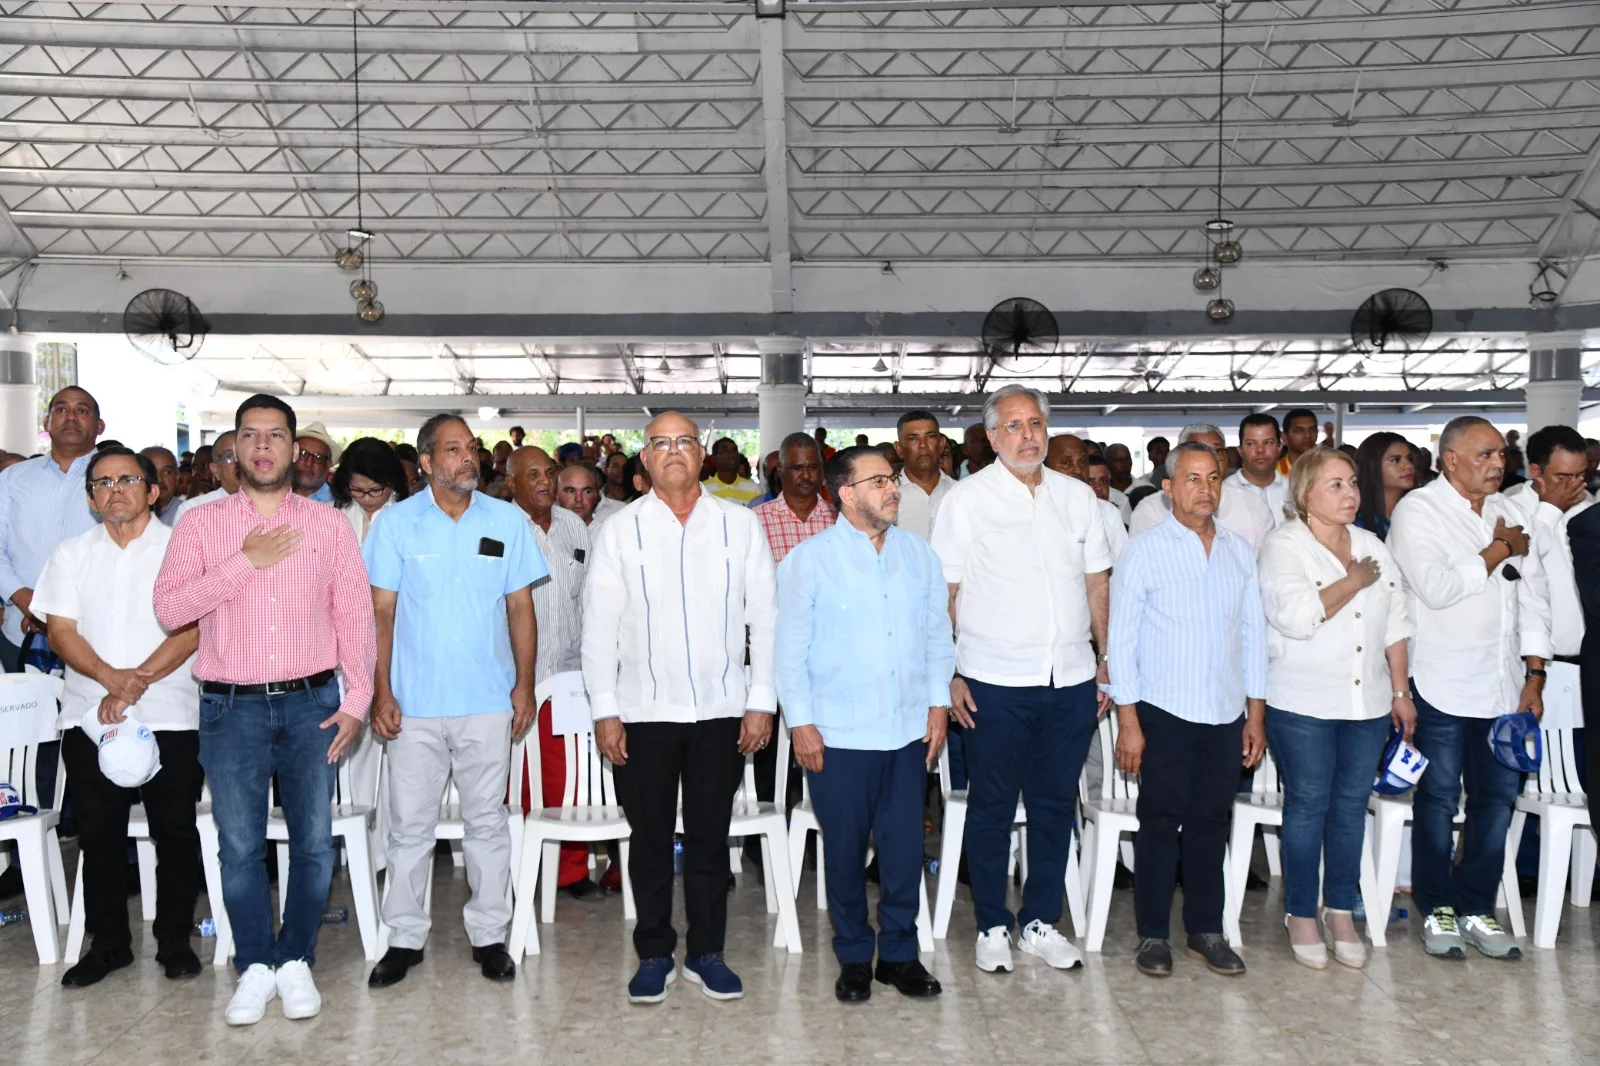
top-left (0, 335), bottom-right (37, 456)
top-left (575, 405), bottom-right (586, 441)
top-left (1525, 330), bottom-right (1586, 434)
top-left (1330, 402), bottom-right (1347, 446)
top-left (757, 339), bottom-right (805, 460)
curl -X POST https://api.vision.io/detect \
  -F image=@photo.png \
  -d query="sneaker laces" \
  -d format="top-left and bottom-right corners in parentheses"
top-left (1026, 921), bottom-right (1063, 942)
top-left (1464, 914), bottom-right (1504, 934)
top-left (1427, 909), bottom-right (1459, 934)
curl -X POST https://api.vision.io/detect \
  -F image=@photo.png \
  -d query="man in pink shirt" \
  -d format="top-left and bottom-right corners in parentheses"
top-left (155, 394), bottom-right (376, 1028)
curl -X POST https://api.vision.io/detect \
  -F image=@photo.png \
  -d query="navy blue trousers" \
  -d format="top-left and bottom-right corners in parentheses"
top-left (807, 739), bottom-right (926, 965)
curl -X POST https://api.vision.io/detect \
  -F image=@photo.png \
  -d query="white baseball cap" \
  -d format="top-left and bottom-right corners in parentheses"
top-left (82, 711), bottom-right (162, 788)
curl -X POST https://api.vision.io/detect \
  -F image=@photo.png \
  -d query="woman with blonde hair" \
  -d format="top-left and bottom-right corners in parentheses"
top-left (1257, 445), bottom-right (1415, 970)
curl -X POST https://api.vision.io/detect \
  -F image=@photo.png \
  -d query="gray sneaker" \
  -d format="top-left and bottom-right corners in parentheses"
top-left (1458, 913), bottom-right (1522, 960)
top-left (1421, 907), bottom-right (1466, 959)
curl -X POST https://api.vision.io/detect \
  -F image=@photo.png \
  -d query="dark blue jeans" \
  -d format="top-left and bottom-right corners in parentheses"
top-left (961, 676), bottom-right (1097, 933)
top-left (199, 680), bottom-right (339, 972)
top-left (1265, 709), bottom-right (1389, 916)
top-left (1410, 685), bottom-right (1523, 917)
top-left (807, 740), bottom-right (926, 965)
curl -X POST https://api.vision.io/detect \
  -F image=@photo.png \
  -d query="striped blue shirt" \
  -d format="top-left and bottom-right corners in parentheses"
top-left (0, 452), bottom-right (97, 645)
top-left (1107, 514), bottom-right (1269, 725)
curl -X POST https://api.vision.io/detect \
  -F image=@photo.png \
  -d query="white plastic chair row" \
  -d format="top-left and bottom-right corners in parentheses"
top-left (1505, 722), bottom-right (1593, 949)
top-left (0, 740), bottom-right (70, 964)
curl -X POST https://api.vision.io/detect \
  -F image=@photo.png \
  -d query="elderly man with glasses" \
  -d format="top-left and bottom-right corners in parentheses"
top-left (931, 383), bottom-right (1112, 976)
top-left (584, 412), bottom-right (777, 1005)
top-left (291, 422), bottom-right (339, 504)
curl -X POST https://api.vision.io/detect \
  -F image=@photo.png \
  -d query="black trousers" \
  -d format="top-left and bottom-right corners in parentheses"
top-left (1132, 703), bottom-right (1243, 940)
top-left (60, 726), bottom-right (204, 950)
top-left (613, 717), bottom-right (744, 959)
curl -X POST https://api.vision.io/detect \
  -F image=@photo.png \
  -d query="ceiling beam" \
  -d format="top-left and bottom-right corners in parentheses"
top-left (616, 343), bottom-right (644, 394)
top-left (758, 15), bottom-right (792, 314)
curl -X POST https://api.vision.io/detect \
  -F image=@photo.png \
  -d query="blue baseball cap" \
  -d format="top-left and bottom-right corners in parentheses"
top-left (1373, 727), bottom-right (1429, 795)
top-left (555, 442), bottom-right (584, 463)
top-left (0, 782), bottom-right (37, 820)
top-left (1488, 711), bottom-right (1542, 773)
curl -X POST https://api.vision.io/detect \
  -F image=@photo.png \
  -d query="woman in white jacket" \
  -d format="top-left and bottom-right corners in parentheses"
top-left (332, 437), bottom-right (409, 543)
top-left (1258, 446), bottom-right (1415, 970)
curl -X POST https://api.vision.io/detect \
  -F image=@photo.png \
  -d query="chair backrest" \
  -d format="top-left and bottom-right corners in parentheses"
top-left (0, 739), bottom-right (64, 811)
top-left (734, 713), bottom-right (791, 806)
top-left (1249, 745), bottom-right (1282, 795)
top-left (1536, 724), bottom-right (1584, 797)
top-left (936, 735), bottom-right (956, 800)
top-left (1085, 713), bottom-right (1139, 803)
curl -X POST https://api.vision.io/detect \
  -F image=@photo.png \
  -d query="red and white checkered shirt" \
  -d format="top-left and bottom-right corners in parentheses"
top-left (153, 490), bottom-right (377, 721)
top-left (753, 494), bottom-right (838, 564)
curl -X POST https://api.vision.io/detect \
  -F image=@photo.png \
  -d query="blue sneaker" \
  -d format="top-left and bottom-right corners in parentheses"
top-left (627, 957), bottom-right (676, 1004)
top-left (683, 953), bottom-right (744, 1000)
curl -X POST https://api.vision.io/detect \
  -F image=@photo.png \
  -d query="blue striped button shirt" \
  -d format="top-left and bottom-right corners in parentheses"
top-left (1107, 514), bottom-right (1269, 725)
top-left (0, 452), bottom-right (97, 646)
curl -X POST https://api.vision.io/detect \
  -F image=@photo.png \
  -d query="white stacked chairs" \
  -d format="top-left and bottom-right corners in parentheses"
top-left (930, 739), bottom-right (1085, 941)
top-left (0, 740), bottom-right (70, 964)
top-left (782, 717), bottom-right (933, 953)
top-left (508, 704), bottom-right (633, 959)
top-left (1504, 721), bottom-right (1593, 948)
top-left (199, 744), bottom-right (385, 966)
top-left (1078, 713), bottom-right (1140, 953)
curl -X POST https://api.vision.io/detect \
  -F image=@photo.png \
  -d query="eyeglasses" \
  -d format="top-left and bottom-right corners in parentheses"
top-left (89, 475), bottom-right (146, 492)
top-left (1000, 417), bottom-right (1047, 436)
top-left (349, 485), bottom-right (391, 501)
top-left (846, 473), bottom-right (901, 491)
top-left (647, 435), bottom-right (700, 453)
top-left (298, 448), bottom-right (332, 465)
top-left (214, 452), bottom-right (236, 466)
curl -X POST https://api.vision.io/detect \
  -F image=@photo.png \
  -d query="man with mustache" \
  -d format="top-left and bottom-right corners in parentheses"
top-left (931, 384), bottom-right (1112, 976)
top-left (1108, 441), bottom-right (1268, 979)
top-left (363, 414), bottom-right (544, 987)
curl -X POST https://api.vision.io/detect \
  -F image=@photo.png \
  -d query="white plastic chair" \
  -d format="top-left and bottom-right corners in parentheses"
top-left (0, 740), bottom-right (70, 964)
top-left (1078, 713), bottom-right (1141, 953)
top-left (200, 746), bottom-right (384, 966)
top-left (507, 717), bottom-right (633, 959)
top-left (1504, 723), bottom-right (1593, 948)
top-left (930, 739), bottom-right (1084, 941)
top-left (1222, 749), bottom-right (1284, 946)
top-left (783, 720), bottom-right (933, 953)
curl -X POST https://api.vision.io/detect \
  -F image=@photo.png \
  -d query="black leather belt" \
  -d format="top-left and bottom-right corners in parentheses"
top-left (201, 669), bottom-right (336, 696)
top-left (1551, 654), bottom-right (1581, 666)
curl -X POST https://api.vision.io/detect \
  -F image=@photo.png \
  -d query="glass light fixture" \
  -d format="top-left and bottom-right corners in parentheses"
top-left (357, 299), bottom-right (384, 323)
top-left (1206, 298), bottom-right (1235, 322)
top-left (1193, 266), bottom-right (1221, 291)
top-left (350, 279), bottom-right (377, 301)
top-left (336, 248), bottom-right (363, 271)
top-left (1215, 240), bottom-right (1242, 264)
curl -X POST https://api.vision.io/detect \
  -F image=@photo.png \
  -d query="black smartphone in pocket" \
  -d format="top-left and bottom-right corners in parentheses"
top-left (478, 537), bottom-right (505, 558)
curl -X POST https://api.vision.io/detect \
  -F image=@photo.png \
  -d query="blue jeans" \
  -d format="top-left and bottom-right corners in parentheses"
top-left (1265, 709), bottom-right (1389, 917)
top-left (961, 676), bottom-right (1097, 933)
top-left (199, 680), bottom-right (339, 972)
top-left (1410, 685), bottom-right (1523, 917)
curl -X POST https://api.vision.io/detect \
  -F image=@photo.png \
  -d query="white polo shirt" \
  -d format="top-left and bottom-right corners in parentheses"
top-left (31, 518), bottom-right (199, 731)
top-left (896, 471), bottom-right (956, 541)
top-left (1388, 475), bottom-right (1553, 718)
top-left (1226, 469), bottom-right (1291, 529)
top-left (931, 462), bottom-right (1112, 689)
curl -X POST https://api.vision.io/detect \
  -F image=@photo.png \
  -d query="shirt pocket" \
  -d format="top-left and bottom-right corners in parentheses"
top-left (401, 553), bottom-right (441, 596)
top-left (469, 554), bottom-right (507, 597)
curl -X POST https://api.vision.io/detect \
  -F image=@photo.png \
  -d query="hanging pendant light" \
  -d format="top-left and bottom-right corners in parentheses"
top-left (1198, 1), bottom-right (1240, 323)
top-left (1193, 267), bottom-right (1221, 291)
top-left (357, 300), bottom-right (385, 323)
top-left (1207, 298), bottom-right (1235, 322)
top-left (350, 279), bottom-right (377, 301)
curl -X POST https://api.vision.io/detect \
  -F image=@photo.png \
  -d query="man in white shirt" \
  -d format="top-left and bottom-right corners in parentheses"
top-left (556, 462), bottom-right (623, 529)
top-left (1389, 415), bottom-right (1552, 961)
top-left (32, 446), bottom-right (202, 987)
top-left (1503, 424), bottom-right (1592, 662)
top-left (893, 410), bottom-right (955, 540)
top-left (1046, 434), bottom-right (1128, 563)
top-left (1129, 424), bottom-right (1273, 553)
top-left (174, 430), bottom-right (239, 521)
top-left (508, 446), bottom-right (611, 902)
top-left (585, 411), bottom-right (778, 1005)
top-left (1227, 414), bottom-right (1290, 527)
top-left (933, 385), bottom-right (1112, 976)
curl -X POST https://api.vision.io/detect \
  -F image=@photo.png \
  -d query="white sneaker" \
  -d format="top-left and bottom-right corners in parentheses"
top-left (1018, 919), bottom-right (1083, 970)
top-left (975, 925), bottom-right (1014, 973)
top-left (275, 959), bottom-right (323, 1020)
top-left (224, 964), bottom-right (278, 1026)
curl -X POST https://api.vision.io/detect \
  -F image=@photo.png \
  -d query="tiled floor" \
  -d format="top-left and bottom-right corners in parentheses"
top-left (4, 852), bottom-right (1598, 1066)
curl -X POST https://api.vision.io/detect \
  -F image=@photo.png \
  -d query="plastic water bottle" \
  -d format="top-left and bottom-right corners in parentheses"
top-left (925, 858), bottom-right (940, 876)
top-left (673, 838), bottom-right (684, 877)
top-left (322, 907), bottom-right (349, 925)
top-left (195, 917), bottom-right (216, 937)
top-left (0, 906), bottom-right (27, 927)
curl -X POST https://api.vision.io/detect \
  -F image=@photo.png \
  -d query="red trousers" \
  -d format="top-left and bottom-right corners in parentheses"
top-left (522, 699), bottom-right (590, 887)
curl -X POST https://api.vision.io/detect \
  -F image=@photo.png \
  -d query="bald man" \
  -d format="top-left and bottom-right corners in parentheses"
top-left (175, 431), bottom-right (240, 521)
top-left (1047, 434), bottom-right (1128, 563)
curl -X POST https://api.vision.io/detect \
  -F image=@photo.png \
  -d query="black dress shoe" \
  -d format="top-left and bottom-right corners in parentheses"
top-left (61, 943), bottom-right (135, 988)
top-left (368, 946), bottom-right (424, 988)
top-left (1135, 937), bottom-right (1172, 978)
top-left (1186, 932), bottom-right (1246, 976)
top-left (835, 961), bottom-right (872, 1003)
top-left (874, 959), bottom-right (941, 998)
top-left (472, 942), bottom-right (516, 982)
top-left (1245, 869), bottom-right (1269, 892)
top-left (156, 940), bottom-right (202, 980)
top-left (563, 878), bottom-right (607, 902)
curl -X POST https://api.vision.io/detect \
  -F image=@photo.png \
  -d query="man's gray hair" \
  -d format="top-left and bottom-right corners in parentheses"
top-left (1439, 415), bottom-right (1495, 454)
top-left (1165, 440), bottom-right (1223, 481)
top-left (1178, 422), bottom-right (1224, 444)
top-left (982, 383), bottom-right (1051, 433)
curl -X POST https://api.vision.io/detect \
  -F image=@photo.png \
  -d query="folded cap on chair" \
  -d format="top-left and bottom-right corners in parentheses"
top-left (82, 710), bottom-right (161, 788)
top-left (1373, 727), bottom-right (1428, 796)
top-left (0, 782), bottom-right (37, 820)
top-left (1488, 710), bottom-right (1542, 774)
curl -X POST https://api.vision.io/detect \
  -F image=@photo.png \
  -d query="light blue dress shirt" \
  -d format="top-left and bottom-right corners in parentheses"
top-left (308, 482), bottom-right (336, 505)
top-left (0, 452), bottom-right (97, 645)
top-left (774, 520), bottom-right (955, 750)
top-left (363, 488), bottom-right (548, 717)
top-left (1108, 514), bottom-right (1269, 725)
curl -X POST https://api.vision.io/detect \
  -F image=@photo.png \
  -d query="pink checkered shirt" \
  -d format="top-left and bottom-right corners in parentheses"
top-left (153, 489), bottom-right (377, 721)
top-left (753, 494), bottom-right (838, 564)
